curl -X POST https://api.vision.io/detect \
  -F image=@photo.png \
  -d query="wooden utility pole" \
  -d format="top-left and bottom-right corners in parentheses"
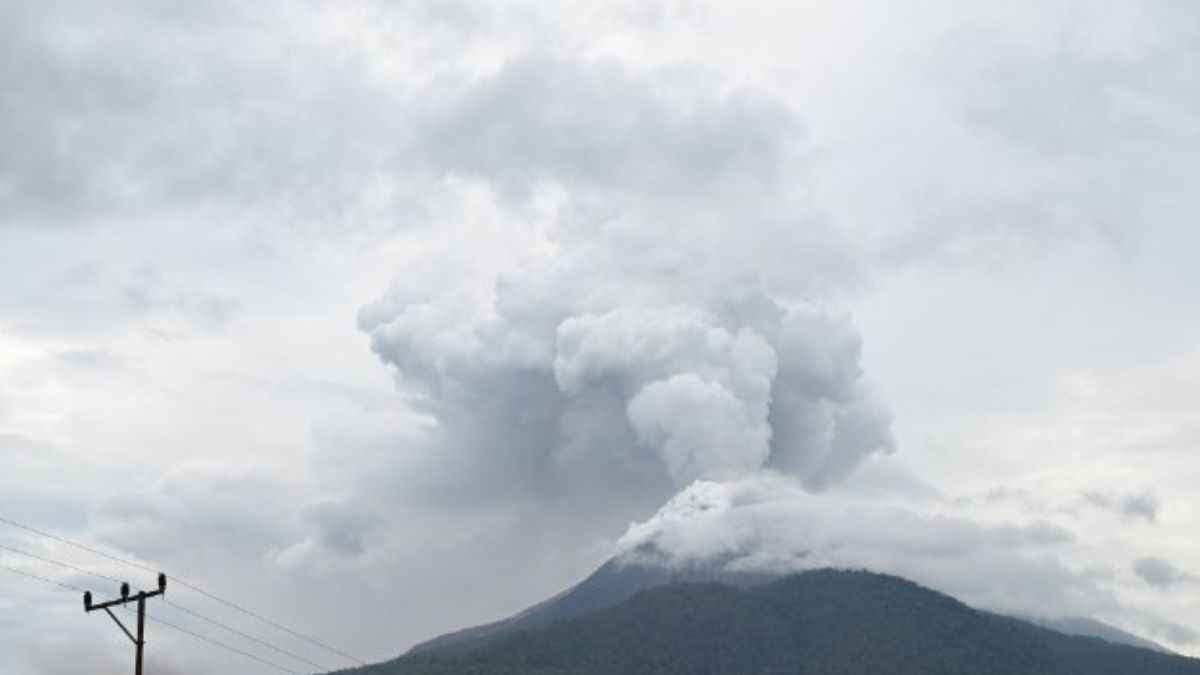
top-left (84, 573), bottom-right (167, 675)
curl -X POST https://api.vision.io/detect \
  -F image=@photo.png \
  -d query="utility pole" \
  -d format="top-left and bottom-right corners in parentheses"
top-left (84, 573), bottom-right (167, 675)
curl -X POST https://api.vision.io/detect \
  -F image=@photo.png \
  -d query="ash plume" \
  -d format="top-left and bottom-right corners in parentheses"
top-left (358, 57), bottom-right (894, 517)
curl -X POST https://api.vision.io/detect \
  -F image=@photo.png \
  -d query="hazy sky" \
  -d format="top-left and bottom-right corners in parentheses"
top-left (2, 1), bottom-right (1199, 672)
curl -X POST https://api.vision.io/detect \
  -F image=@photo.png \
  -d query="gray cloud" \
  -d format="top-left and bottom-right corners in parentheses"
top-left (299, 496), bottom-right (383, 557)
top-left (1083, 491), bottom-right (1160, 522)
top-left (18, 633), bottom-right (206, 675)
top-left (1121, 494), bottom-right (1161, 522)
top-left (21, 640), bottom-right (132, 675)
top-left (0, 0), bottom-right (406, 231)
top-left (1146, 616), bottom-right (1200, 646)
top-left (118, 265), bottom-right (234, 327)
top-left (93, 464), bottom-right (298, 567)
top-left (414, 55), bottom-right (798, 208)
top-left (1133, 556), bottom-right (1194, 589)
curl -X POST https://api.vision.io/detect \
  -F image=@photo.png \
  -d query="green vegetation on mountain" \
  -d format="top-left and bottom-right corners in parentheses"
top-left (337, 569), bottom-right (1200, 675)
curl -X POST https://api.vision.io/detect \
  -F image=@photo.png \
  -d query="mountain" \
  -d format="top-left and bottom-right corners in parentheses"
top-left (336, 569), bottom-right (1200, 675)
top-left (409, 551), bottom-right (1165, 657)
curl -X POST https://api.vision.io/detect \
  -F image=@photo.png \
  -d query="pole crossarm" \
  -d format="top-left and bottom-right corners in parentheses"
top-left (87, 587), bottom-right (164, 611)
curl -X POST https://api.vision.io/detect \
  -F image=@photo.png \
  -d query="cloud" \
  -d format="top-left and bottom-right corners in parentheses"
top-left (614, 476), bottom-right (1196, 647)
top-left (1120, 494), bottom-right (1161, 522)
top-left (1149, 618), bottom-right (1199, 647)
top-left (297, 496), bottom-right (384, 558)
top-left (92, 464), bottom-right (298, 568)
top-left (1083, 490), bottom-right (1160, 522)
top-left (1133, 556), bottom-right (1194, 589)
top-left (21, 640), bottom-right (130, 675)
top-left (413, 55), bottom-right (799, 207)
top-left (18, 636), bottom-right (205, 675)
top-left (118, 265), bottom-right (234, 327)
top-left (0, 0), bottom-right (408, 231)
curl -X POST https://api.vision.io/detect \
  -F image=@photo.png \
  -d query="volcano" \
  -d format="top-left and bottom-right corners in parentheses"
top-left (333, 565), bottom-right (1199, 675)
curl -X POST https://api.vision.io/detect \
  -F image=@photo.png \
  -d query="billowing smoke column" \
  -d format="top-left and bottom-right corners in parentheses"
top-left (358, 56), bottom-right (894, 514)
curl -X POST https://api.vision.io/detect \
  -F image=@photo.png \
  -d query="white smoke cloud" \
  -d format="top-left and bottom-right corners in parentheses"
top-left (615, 477), bottom-right (1197, 647)
top-left (359, 56), bottom-right (894, 512)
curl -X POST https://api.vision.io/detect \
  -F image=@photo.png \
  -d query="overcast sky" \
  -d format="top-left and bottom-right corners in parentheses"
top-left (2, 1), bottom-right (1199, 672)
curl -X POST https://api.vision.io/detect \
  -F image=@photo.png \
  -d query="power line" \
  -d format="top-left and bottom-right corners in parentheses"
top-left (171, 576), bottom-right (370, 666)
top-left (0, 560), bottom-right (85, 593)
top-left (165, 579), bottom-right (400, 675)
top-left (164, 598), bottom-right (334, 671)
top-left (141, 609), bottom-right (307, 675)
top-left (0, 540), bottom-right (126, 586)
top-left (0, 515), bottom-right (160, 578)
top-left (0, 515), bottom-right (392, 673)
